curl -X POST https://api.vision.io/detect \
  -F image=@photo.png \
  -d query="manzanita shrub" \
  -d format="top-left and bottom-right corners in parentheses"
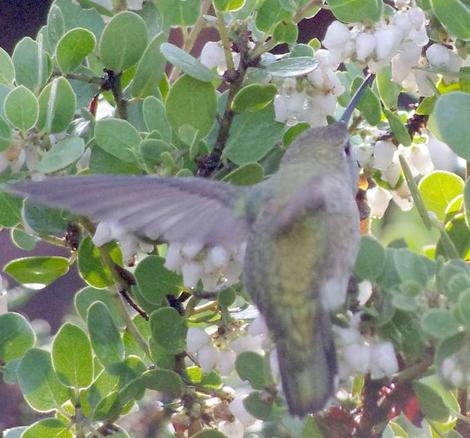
top-left (0, 0), bottom-right (470, 436)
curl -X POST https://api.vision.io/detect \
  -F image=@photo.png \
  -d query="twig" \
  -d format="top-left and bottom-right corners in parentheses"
top-left (216, 10), bottom-right (235, 75)
top-left (103, 70), bottom-right (127, 119)
top-left (119, 288), bottom-right (149, 321)
top-left (80, 219), bottom-right (150, 356)
top-left (197, 25), bottom-right (251, 176)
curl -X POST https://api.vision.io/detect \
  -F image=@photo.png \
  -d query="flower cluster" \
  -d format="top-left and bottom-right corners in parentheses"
top-left (363, 139), bottom-right (434, 218)
top-left (186, 315), bottom-right (268, 375)
top-left (273, 49), bottom-right (345, 127)
top-left (164, 242), bottom-right (246, 291)
top-left (441, 344), bottom-right (470, 388)
top-left (334, 315), bottom-right (399, 380)
top-left (323, 6), bottom-right (428, 89)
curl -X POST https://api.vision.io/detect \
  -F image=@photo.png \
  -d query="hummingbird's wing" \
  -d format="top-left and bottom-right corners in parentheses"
top-left (7, 175), bottom-right (251, 247)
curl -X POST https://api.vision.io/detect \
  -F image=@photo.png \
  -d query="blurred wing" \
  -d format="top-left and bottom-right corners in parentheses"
top-left (8, 175), bottom-right (251, 247)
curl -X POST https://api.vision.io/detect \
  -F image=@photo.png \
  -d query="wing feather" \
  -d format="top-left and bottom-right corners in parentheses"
top-left (8, 175), bottom-right (251, 247)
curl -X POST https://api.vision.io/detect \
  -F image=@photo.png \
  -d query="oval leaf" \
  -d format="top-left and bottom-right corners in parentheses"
top-left (99, 11), bottom-right (148, 72)
top-left (4, 256), bottom-right (69, 289)
top-left (150, 307), bottom-right (187, 354)
top-left (0, 312), bottom-right (35, 362)
top-left (87, 301), bottom-right (124, 366)
top-left (431, 0), bottom-right (470, 40)
top-left (22, 418), bottom-right (72, 438)
top-left (328, 0), bottom-right (382, 23)
top-left (232, 84), bottom-right (277, 113)
top-left (56, 27), bottom-right (96, 73)
top-left (38, 136), bottom-right (85, 173)
top-left (4, 85), bottom-right (38, 132)
top-left (17, 348), bottom-right (71, 412)
top-left (52, 323), bottom-right (93, 388)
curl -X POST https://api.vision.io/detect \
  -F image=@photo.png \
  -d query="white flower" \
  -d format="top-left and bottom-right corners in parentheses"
top-left (426, 44), bottom-right (451, 68)
top-left (400, 143), bottom-right (434, 176)
top-left (356, 33), bottom-right (376, 61)
top-left (218, 349), bottom-right (237, 375)
top-left (164, 244), bottom-right (183, 271)
top-left (229, 397), bottom-right (256, 427)
top-left (367, 186), bottom-right (393, 218)
top-left (273, 94), bottom-right (289, 123)
top-left (391, 183), bottom-right (414, 211)
top-left (181, 262), bottom-right (204, 288)
top-left (373, 141), bottom-right (396, 171)
top-left (357, 281), bottom-right (373, 305)
top-left (0, 276), bottom-right (8, 315)
top-left (198, 345), bottom-right (219, 373)
top-left (230, 334), bottom-right (263, 354)
top-left (374, 26), bottom-right (402, 61)
top-left (369, 341), bottom-right (399, 379)
top-left (356, 144), bottom-right (373, 168)
top-left (187, 327), bottom-right (210, 353)
top-left (323, 21), bottom-right (351, 50)
top-left (200, 41), bottom-right (226, 70)
top-left (208, 246), bottom-right (229, 269)
top-left (181, 241), bottom-right (204, 259)
top-left (343, 343), bottom-right (371, 374)
top-left (382, 159), bottom-right (401, 187)
top-left (219, 420), bottom-right (245, 438)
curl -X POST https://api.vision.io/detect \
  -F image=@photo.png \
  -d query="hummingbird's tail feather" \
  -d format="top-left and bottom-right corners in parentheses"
top-left (276, 310), bottom-right (337, 417)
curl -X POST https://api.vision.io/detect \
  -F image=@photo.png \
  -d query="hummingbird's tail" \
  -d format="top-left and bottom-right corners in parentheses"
top-left (276, 310), bottom-right (337, 417)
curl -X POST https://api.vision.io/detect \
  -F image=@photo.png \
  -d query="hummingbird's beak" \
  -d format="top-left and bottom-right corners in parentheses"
top-left (339, 73), bottom-right (376, 125)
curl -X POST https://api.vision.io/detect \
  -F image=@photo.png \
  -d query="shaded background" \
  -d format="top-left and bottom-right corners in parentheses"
top-left (0, 1), bottom-right (334, 429)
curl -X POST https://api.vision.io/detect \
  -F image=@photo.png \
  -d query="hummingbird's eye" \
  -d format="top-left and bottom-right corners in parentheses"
top-left (344, 142), bottom-right (351, 156)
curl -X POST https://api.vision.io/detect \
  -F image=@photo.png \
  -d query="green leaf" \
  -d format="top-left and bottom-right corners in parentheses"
top-left (0, 47), bottom-right (15, 85)
top-left (213, 0), bottom-right (245, 11)
top-left (131, 32), bottom-right (167, 98)
top-left (263, 56), bottom-right (318, 77)
top-left (17, 348), bottom-right (71, 412)
top-left (12, 37), bottom-right (51, 92)
top-left (431, 0), bottom-right (470, 40)
top-left (47, 4), bottom-right (66, 49)
top-left (327, 0), bottom-right (382, 22)
top-left (222, 163), bottom-right (264, 185)
top-left (135, 256), bottom-right (182, 305)
top-left (143, 96), bottom-right (172, 142)
top-left (192, 431), bottom-right (227, 438)
top-left (383, 108), bottom-right (412, 146)
top-left (141, 368), bottom-right (183, 394)
top-left (166, 75), bottom-right (217, 140)
top-left (52, 323), bottom-right (93, 388)
top-left (393, 248), bottom-right (431, 286)
top-left (0, 193), bottom-right (23, 227)
top-left (413, 381), bottom-right (450, 422)
top-left (160, 43), bottom-right (213, 83)
top-left (457, 290), bottom-right (470, 330)
top-left (273, 20), bottom-right (299, 44)
top-left (94, 118), bottom-right (141, 163)
top-left (223, 105), bottom-right (284, 165)
top-left (56, 28), bottom-right (96, 73)
top-left (256, 0), bottom-right (292, 32)
top-left (22, 418), bottom-right (72, 438)
top-left (232, 84), bottom-right (277, 112)
top-left (75, 286), bottom-right (126, 329)
top-left (22, 199), bottom-right (71, 235)
top-left (4, 85), bottom-right (38, 132)
top-left (87, 301), bottom-right (124, 366)
top-left (150, 307), bottom-right (187, 354)
top-left (351, 77), bottom-right (381, 125)
top-left (3, 427), bottom-right (27, 438)
top-left (432, 92), bottom-right (470, 160)
top-left (156, 0), bottom-right (201, 26)
top-left (243, 391), bottom-right (273, 420)
top-left (354, 236), bottom-right (385, 281)
top-left (54, 0), bottom-right (105, 41)
top-left (89, 145), bottom-right (141, 175)
top-left (419, 170), bottom-right (464, 221)
top-left (4, 256), bottom-right (69, 289)
top-left (140, 138), bottom-right (175, 168)
top-left (0, 116), bottom-right (12, 151)
top-left (438, 214), bottom-right (470, 258)
top-left (78, 236), bottom-right (122, 288)
top-left (99, 11), bottom-right (148, 72)
top-left (421, 309), bottom-right (461, 339)
top-left (37, 136), bottom-right (85, 173)
top-left (0, 312), bottom-right (35, 362)
top-left (235, 351), bottom-right (270, 390)
top-left (11, 227), bottom-right (38, 251)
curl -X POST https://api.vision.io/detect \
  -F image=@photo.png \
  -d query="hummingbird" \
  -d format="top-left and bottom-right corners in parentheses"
top-left (6, 74), bottom-right (374, 416)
